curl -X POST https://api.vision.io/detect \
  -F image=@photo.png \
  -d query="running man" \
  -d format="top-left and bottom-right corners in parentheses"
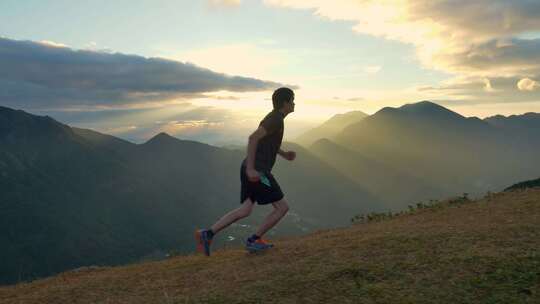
top-left (195, 87), bottom-right (296, 256)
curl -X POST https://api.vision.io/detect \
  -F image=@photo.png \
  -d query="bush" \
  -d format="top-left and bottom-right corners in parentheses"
top-left (351, 193), bottom-right (476, 224)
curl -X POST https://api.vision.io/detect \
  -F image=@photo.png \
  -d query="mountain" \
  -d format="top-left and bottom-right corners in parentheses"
top-left (4, 102), bottom-right (539, 286)
top-left (485, 112), bottom-right (540, 131)
top-left (71, 127), bottom-right (135, 155)
top-left (0, 107), bottom-right (190, 286)
top-left (310, 138), bottom-right (445, 210)
top-left (272, 141), bottom-right (384, 224)
top-left (484, 112), bottom-right (540, 152)
top-left (294, 110), bottom-right (367, 147)
top-left (330, 101), bottom-right (540, 197)
top-left (2, 186), bottom-right (538, 303)
top-left (0, 105), bottom-right (383, 285)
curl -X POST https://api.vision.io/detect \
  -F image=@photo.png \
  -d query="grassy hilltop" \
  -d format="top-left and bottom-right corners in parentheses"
top-left (1, 187), bottom-right (539, 304)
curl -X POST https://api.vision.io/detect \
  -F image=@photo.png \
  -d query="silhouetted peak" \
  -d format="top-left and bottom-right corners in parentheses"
top-left (0, 105), bottom-right (73, 140)
top-left (311, 138), bottom-right (337, 149)
top-left (400, 101), bottom-right (456, 115)
top-left (330, 111), bottom-right (368, 120)
top-left (523, 112), bottom-right (540, 118)
top-left (155, 132), bottom-right (174, 139)
top-left (1, 105), bottom-right (61, 125)
top-left (484, 114), bottom-right (506, 121)
top-left (485, 112), bottom-right (540, 121)
top-left (142, 132), bottom-right (220, 153)
top-left (405, 100), bottom-right (438, 107)
top-left (484, 111), bottom-right (540, 130)
top-left (0, 105), bottom-right (14, 113)
top-left (376, 106), bottom-right (399, 115)
top-left (373, 101), bottom-right (463, 121)
top-left (0, 105), bottom-right (31, 119)
top-left (320, 111), bottom-right (368, 128)
top-left (145, 132), bottom-right (178, 145)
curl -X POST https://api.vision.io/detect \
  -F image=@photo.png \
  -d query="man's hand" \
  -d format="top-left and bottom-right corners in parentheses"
top-left (246, 167), bottom-right (260, 182)
top-left (281, 150), bottom-right (296, 161)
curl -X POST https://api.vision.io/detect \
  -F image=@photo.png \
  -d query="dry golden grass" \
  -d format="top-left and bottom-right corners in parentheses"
top-left (1, 188), bottom-right (539, 303)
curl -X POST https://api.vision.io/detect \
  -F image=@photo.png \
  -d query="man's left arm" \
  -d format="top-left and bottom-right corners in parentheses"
top-left (278, 148), bottom-right (296, 161)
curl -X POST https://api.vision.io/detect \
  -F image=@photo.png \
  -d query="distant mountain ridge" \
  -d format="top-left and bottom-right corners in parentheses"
top-left (304, 101), bottom-right (540, 206)
top-left (0, 105), bottom-right (382, 285)
top-left (485, 112), bottom-right (540, 129)
top-left (484, 112), bottom-right (540, 143)
top-left (310, 137), bottom-right (445, 210)
top-left (3, 102), bottom-right (539, 285)
top-left (294, 110), bottom-right (368, 147)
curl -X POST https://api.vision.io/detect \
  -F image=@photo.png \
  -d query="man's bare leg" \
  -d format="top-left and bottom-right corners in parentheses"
top-left (210, 198), bottom-right (255, 234)
top-left (255, 198), bottom-right (289, 237)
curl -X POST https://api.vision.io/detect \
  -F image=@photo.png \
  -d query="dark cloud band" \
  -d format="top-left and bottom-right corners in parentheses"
top-left (0, 38), bottom-right (284, 109)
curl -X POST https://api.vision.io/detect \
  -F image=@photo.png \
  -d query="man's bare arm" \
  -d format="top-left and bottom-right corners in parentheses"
top-left (279, 148), bottom-right (296, 161)
top-left (246, 126), bottom-right (267, 169)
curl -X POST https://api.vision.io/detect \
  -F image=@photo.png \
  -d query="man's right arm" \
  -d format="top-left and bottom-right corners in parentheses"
top-left (246, 126), bottom-right (267, 170)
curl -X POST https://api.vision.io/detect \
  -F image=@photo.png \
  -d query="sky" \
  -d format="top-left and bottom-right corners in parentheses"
top-left (1, 0), bottom-right (540, 145)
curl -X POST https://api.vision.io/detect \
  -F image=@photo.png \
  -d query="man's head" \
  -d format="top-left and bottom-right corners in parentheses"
top-left (272, 87), bottom-right (295, 115)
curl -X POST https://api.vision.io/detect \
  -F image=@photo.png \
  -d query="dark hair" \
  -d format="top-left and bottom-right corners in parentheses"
top-left (272, 87), bottom-right (294, 110)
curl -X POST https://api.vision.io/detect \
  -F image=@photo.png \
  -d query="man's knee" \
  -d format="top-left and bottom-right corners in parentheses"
top-left (273, 198), bottom-right (289, 214)
top-left (238, 200), bottom-right (254, 217)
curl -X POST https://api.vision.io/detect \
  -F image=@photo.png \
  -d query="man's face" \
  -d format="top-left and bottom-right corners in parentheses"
top-left (287, 96), bottom-right (295, 113)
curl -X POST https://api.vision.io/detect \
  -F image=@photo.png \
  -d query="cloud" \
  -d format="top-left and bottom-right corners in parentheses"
top-left (103, 125), bottom-right (138, 135)
top-left (416, 75), bottom-right (540, 104)
top-left (169, 43), bottom-right (286, 80)
top-left (517, 78), bottom-right (540, 91)
top-left (160, 120), bottom-right (226, 136)
top-left (206, 0), bottom-right (242, 8)
top-left (44, 102), bottom-right (258, 145)
top-left (434, 38), bottom-right (540, 77)
top-left (264, 0), bottom-right (540, 103)
top-left (145, 108), bottom-right (255, 146)
top-left (0, 37), bottom-right (284, 110)
top-left (483, 78), bottom-right (494, 93)
top-left (362, 66), bottom-right (381, 74)
top-left (38, 40), bottom-right (69, 48)
top-left (203, 94), bottom-right (241, 100)
top-left (264, 1), bottom-right (540, 74)
top-left (83, 41), bottom-right (114, 53)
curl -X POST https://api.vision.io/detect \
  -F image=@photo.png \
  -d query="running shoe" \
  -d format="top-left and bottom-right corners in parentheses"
top-left (245, 238), bottom-right (274, 253)
top-left (195, 229), bottom-right (213, 256)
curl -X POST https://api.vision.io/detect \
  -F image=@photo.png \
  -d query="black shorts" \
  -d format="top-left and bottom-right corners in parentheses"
top-left (240, 163), bottom-right (284, 205)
